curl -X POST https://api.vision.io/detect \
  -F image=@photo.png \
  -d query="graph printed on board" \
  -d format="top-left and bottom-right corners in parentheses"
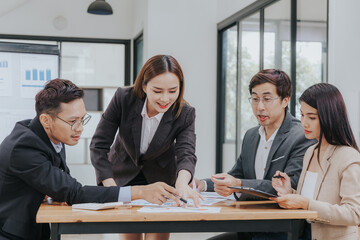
top-left (20, 54), bottom-right (58, 98)
top-left (25, 69), bottom-right (52, 81)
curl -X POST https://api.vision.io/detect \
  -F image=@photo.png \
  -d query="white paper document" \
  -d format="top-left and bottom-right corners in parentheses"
top-left (72, 202), bottom-right (125, 210)
top-left (130, 192), bottom-right (234, 207)
top-left (137, 206), bottom-right (221, 213)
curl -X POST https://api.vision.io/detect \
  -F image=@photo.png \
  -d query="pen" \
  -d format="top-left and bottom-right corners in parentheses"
top-left (172, 193), bottom-right (188, 204)
top-left (272, 173), bottom-right (295, 179)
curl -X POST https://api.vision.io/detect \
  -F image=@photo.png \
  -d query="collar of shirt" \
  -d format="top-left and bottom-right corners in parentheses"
top-left (258, 126), bottom-right (279, 143)
top-left (50, 140), bottom-right (63, 153)
top-left (141, 98), bottom-right (164, 121)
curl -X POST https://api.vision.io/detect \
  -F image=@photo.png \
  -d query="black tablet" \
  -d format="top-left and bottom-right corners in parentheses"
top-left (228, 186), bottom-right (278, 199)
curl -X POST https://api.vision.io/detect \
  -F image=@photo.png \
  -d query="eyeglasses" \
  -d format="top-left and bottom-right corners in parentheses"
top-left (48, 113), bottom-right (91, 130)
top-left (248, 97), bottom-right (281, 106)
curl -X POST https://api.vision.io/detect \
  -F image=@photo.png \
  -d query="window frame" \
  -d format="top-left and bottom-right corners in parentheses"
top-left (0, 34), bottom-right (131, 86)
top-left (133, 32), bottom-right (143, 84)
top-left (216, 0), bottom-right (329, 173)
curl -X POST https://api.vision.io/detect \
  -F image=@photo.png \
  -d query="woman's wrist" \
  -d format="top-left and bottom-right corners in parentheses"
top-left (302, 197), bottom-right (310, 210)
top-left (175, 170), bottom-right (191, 188)
top-left (102, 178), bottom-right (117, 187)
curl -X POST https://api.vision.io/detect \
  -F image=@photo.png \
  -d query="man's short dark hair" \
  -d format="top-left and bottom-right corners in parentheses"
top-left (35, 78), bottom-right (84, 116)
top-left (249, 69), bottom-right (292, 111)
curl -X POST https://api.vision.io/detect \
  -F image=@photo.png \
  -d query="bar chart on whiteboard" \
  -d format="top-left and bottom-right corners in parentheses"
top-left (0, 51), bottom-right (59, 142)
top-left (20, 54), bottom-right (58, 98)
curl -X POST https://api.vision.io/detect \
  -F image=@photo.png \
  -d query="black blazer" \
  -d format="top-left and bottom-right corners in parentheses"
top-left (0, 117), bottom-right (119, 239)
top-left (90, 87), bottom-right (197, 187)
top-left (206, 111), bottom-right (316, 200)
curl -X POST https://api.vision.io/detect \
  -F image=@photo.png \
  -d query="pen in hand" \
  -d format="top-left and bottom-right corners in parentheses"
top-left (272, 173), bottom-right (295, 179)
top-left (172, 193), bottom-right (188, 204)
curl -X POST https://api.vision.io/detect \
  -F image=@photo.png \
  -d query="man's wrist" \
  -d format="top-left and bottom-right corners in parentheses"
top-left (131, 186), bottom-right (143, 201)
top-left (235, 178), bottom-right (242, 187)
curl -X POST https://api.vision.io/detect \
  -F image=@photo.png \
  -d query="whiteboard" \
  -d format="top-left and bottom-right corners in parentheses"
top-left (0, 52), bottom-right (58, 142)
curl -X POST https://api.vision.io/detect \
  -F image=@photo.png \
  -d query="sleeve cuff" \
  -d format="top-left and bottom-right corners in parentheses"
top-left (118, 186), bottom-right (131, 203)
top-left (201, 180), bottom-right (207, 192)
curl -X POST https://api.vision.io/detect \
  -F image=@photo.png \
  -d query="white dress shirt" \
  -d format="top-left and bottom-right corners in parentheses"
top-left (254, 126), bottom-right (279, 179)
top-left (116, 99), bottom-right (164, 203)
top-left (140, 98), bottom-right (164, 154)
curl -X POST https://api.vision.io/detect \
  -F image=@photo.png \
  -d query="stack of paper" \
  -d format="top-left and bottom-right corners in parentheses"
top-left (72, 202), bottom-right (125, 210)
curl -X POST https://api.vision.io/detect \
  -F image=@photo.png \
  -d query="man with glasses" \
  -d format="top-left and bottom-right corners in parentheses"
top-left (194, 70), bottom-right (316, 239)
top-left (0, 79), bottom-right (181, 240)
top-left (198, 69), bottom-right (315, 239)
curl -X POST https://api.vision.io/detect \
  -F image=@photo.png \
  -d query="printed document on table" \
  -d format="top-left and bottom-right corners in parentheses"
top-left (137, 206), bottom-right (221, 213)
top-left (130, 192), bottom-right (234, 206)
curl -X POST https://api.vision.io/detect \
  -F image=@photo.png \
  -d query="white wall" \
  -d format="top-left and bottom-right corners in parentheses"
top-left (145, 0), bottom-right (218, 178)
top-left (216, 0), bottom-right (256, 22)
top-left (328, 0), bottom-right (360, 144)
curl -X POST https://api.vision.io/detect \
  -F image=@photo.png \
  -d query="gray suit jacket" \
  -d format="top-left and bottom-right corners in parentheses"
top-left (206, 111), bottom-right (316, 200)
top-left (90, 87), bottom-right (197, 187)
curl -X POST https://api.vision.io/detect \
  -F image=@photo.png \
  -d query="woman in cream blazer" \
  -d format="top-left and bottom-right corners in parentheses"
top-left (272, 83), bottom-right (360, 240)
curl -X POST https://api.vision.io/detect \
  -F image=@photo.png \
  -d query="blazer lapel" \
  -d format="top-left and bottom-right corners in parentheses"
top-left (296, 144), bottom-right (316, 193)
top-left (143, 110), bottom-right (174, 160)
top-left (131, 99), bottom-right (145, 163)
top-left (29, 117), bottom-right (64, 169)
top-left (313, 144), bottom-right (336, 199)
top-left (59, 144), bottom-right (70, 173)
top-left (248, 131), bottom-right (260, 178)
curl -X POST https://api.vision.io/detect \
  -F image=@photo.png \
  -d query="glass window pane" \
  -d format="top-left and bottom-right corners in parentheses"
top-left (134, 35), bottom-right (143, 82)
top-left (264, 0), bottom-right (291, 71)
top-left (61, 42), bottom-right (125, 87)
top-left (296, 0), bottom-right (327, 116)
top-left (222, 25), bottom-right (238, 171)
top-left (223, 25), bottom-right (238, 142)
top-left (239, 12), bottom-right (260, 153)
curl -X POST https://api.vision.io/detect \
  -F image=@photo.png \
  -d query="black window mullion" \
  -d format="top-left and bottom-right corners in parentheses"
top-left (260, 8), bottom-right (265, 70)
top-left (290, 0), bottom-right (297, 116)
top-left (216, 29), bottom-right (226, 173)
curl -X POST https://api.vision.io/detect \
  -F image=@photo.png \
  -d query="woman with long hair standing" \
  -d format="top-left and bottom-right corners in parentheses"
top-left (90, 55), bottom-right (202, 240)
top-left (272, 83), bottom-right (360, 240)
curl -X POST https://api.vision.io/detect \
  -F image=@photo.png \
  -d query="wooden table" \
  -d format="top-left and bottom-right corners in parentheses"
top-left (36, 200), bottom-right (317, 240)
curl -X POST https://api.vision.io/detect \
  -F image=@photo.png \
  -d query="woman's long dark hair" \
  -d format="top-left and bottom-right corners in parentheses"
top-left (299, 83), bottom-right (359, 153)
